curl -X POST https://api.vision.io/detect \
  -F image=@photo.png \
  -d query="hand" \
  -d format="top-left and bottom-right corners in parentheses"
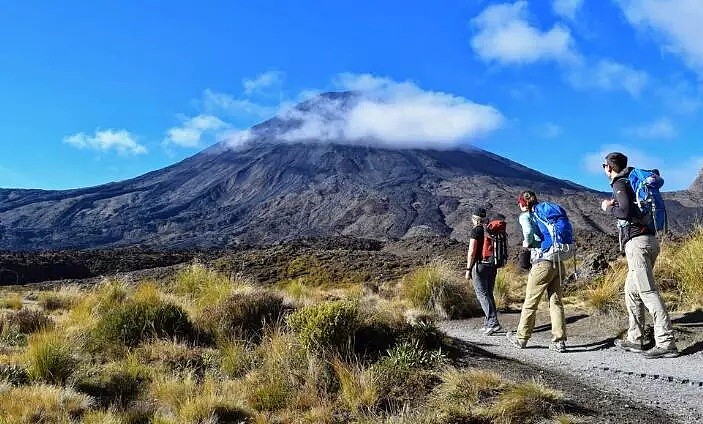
top-left (601, 199), bottom-right (613, 212)
top-left (465, 270), bottom-right (471, 280)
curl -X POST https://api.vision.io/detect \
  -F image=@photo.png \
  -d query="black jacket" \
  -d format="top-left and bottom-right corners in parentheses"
top-left (607, 167), bottom-right (651, 244)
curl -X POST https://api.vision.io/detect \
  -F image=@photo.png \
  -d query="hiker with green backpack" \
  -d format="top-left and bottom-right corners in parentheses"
top-left (507, 191), bottom-right (572, 353)
top-left (600, 152), bottom-right (679, 359)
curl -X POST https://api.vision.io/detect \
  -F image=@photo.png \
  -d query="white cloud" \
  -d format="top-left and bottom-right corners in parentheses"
top-left (567, 59), bottom-right (649, 96)
top-left (623, 118), bottom-right (677, 139)
top-left (163, 115), bottom-right (229, 148)
top-left (471, 1), bottom-right (580, 65)
top-left (583, 144), bottom-right (700, 190)
top-left (203, 89), bottom-right (275, 118)
top-left (225, 73), bottom-right (504, 150)
top-left (617, 0), bottom-right (703, 76)
top-left (243, 70), bottom-right (285, 95)
top-left (63, 129), bottom-right (146, 155)
top-left (553, 0), bottom-right (584, 20)
top-left (539, 122), bottom-right (564, 138)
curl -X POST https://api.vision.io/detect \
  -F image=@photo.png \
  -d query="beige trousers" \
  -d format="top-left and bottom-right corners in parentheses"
top-left (517, 260), bottom-right (566, 342)
top-left (624, 235), bottom-right (675, 349)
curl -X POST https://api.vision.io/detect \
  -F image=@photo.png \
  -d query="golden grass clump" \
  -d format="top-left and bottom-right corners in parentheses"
top-left (0, 384), bottom-right (92, 423)
top-left (23, 330), bottom-right (78, 384)
top-left (656, 227), bottom-right (703, 309)
top-left (485, 381), bottom-right (564, 424)
top-left (0, 292), bottom-right (23, 310)
top-left (580, 258), bottom-right (627, 314)
top-left (401, 260), bottom-right (480, 319)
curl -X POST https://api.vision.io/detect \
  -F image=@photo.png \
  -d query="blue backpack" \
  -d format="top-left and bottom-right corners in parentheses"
top-left (531, 202), bottom-right (575, 261)
top-left (627, 168), bottom-right (667, 234)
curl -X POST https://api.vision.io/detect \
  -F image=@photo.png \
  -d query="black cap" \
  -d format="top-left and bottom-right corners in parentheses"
top-left (472, 207), bottom-right (487, 218)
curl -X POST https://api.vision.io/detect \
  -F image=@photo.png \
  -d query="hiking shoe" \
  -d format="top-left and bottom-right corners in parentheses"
top-left (550, 341), bottom-right (566, 353)
top-left (642, 346), bottom-right (679, 359)
top-left (506, 331), bottom-right (526, 349)
top-left (614, 338), bottom-right (644, 353)
top-left (483, 325), bottom-right (502, 336)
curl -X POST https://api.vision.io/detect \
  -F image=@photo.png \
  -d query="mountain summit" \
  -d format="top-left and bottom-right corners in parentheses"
top-left (0, 93), bottom-right (699, 250)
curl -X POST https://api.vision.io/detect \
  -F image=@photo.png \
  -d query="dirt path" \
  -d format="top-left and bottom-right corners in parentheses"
top-left (440, 309), bottom-right (703, 423)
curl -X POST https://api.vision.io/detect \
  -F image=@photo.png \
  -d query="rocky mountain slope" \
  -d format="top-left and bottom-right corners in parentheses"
top-left (0, 93), bottom-right (700, 251)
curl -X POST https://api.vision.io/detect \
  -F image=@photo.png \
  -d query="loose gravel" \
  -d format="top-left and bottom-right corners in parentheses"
top-left (441, 314), bottom-right (703, 423)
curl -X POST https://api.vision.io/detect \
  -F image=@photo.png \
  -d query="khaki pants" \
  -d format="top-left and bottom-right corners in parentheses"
top-left (624, 235), bottom-right (675, 349)
top-left (517, 260), bottom-right (566, 342)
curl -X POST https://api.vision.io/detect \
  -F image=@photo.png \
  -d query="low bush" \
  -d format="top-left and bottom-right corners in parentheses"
top-left (91, 300), bottom-right (192, 352)
top-left (197, 290), bottom-right (286, 342)
top-left (287, 300), bottom-right (359, 352)
top-left (0, 363), bottom-right (30, 386)
top-left (24, 330), bottom-right (78, 384)
top-left (2, 308), bottom-right (51, 334)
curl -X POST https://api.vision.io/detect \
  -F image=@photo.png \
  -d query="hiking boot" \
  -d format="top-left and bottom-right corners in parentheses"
top-left (614, 338), bottom-right (644, 353)
top-left (642, 346), bottom-right (679, 359)
top-left (483, 325), bottom-right (502, 336)
top-left (550, 341), bottom-right (566, 353)
top-left (506, 331), bottom-right (526, 349)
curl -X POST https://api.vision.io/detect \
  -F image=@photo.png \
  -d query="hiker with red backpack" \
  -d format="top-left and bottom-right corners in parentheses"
top-left (507, 191), bottom-right (571, 352)
top-left (465, 207), bottom-right (507, 336)
top-left (600, 152), bottom-right (678, 359)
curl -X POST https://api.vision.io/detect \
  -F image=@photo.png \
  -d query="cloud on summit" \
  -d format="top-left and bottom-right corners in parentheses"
top-left (224, 73), bottom-right (505, 150)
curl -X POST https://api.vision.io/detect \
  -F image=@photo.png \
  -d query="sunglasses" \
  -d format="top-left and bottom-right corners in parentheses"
top-left (601, 163), bottom-right (608, 169)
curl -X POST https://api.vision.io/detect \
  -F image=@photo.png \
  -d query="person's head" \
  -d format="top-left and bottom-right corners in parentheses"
top-left (471, 207), bottom-right (487, 226)
top-left (602, 152), bottom-right (627, 178)
top-left (517, 191), bottom-right (537, 211)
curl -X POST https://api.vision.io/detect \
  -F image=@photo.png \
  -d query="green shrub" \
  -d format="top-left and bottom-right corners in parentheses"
top-left (198, 291), bottom-right (286, 342)
top-left (92, 300), bottom-right (192, 351)
top-left (0, 363), bottom-right (30, 386)
top-left (287, 300), bottom-right (359, 351)
top-left (24, 331), bottom-right (78, 384)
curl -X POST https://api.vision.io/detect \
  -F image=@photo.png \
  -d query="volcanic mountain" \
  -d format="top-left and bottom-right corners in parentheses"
top-left (0, 93), bottom-right (700, 250)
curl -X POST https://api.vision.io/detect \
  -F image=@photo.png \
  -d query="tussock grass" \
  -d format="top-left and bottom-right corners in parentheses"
top-left (485, 381), bottom-right (564, 424)
top-left (174, 263), bottom-right (249, 310)
top-left (0, 292), bottom-right (23, 310)
top-left (432, 368), bottom-right (504, 406)
top-left (494, 264), bottom-right (525, 311)
top-left (287, 300), bottom-right (359, 352)
top-left (402, 260), bottom-right (480, 319)
top-left (24, 330), bottom-right (78, 384)
top-left (0, 384), bottom-right (92, 423)
top-left (219, 339), bottom-right (258, 378)
top-left (197, 290), bottom-right (285, 343)
top-left (332, 357), bottom-right (377, 414)
top-left (38, 286), bottom-right (81, 311)
top-left (580, 259), bottom-right (627, 314)
top-left (656, 227), bottom-right (703, 309)
top-left (149, 373), bottom-right (251, 423)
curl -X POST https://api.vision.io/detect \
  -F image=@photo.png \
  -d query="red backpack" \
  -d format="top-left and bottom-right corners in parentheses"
top-left (482, 219), bottom-right (508, 268)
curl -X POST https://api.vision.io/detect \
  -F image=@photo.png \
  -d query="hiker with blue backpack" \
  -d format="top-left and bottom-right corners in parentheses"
top-left (507, 191), bottom-right (573, 353)
top-left (600, 152), bottom-right (678, 359)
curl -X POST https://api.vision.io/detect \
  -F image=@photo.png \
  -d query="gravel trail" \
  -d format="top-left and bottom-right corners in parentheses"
top-left (441, 312), bottom-right (703, 423)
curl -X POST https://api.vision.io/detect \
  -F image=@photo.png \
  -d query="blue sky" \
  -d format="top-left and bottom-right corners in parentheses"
top-left (1, 0), bottom-right (701, 192)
